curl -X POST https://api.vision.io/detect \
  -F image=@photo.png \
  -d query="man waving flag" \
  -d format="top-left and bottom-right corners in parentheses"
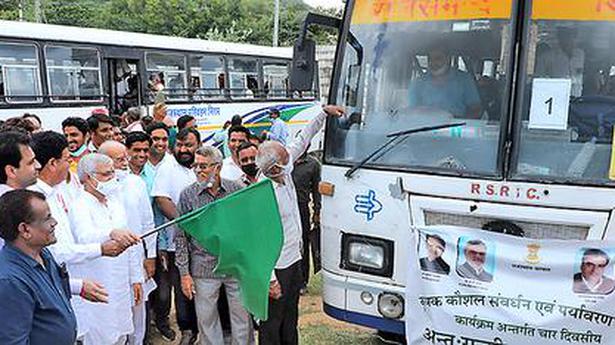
top-left (175, 178), bottom-right (283, 321)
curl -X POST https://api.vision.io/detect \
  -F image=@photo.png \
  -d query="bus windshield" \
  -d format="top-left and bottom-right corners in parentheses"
top-left (512, 1), bottom-right (615, 184)
top-left (325, 1), bottom-right (514, 177)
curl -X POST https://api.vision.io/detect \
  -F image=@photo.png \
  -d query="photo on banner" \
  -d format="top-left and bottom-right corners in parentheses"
top-left (572, 247), bottom-right (615, 295)
top-left (418, 232), bottom-right (454, 276)
top-left (456, 236), bottom-right (496, 283)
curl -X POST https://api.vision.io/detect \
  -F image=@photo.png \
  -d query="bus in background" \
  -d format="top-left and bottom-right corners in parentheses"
top-left (0, 20), bottom-right (321, 147)
top-left (291, 0), bottom-right (615, 340)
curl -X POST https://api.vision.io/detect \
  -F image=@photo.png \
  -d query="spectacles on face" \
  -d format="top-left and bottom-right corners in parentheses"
top-left (583, 261), bottom-right (608, 269)
top-left (94, 170), bottom-right (115, 180)
top-left (264, 163), bottom-right (285, 176)
top-left (192, 162), bottom-right (219, 171)
top-left (467, 250), bottom-right (486, 257)
top-left (112, 156), bottom-right (128, 166)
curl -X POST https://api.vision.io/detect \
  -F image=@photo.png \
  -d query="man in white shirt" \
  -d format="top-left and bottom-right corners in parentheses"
top-left (70, 153), bottom-right (143, 345)
top-left (151, 127), bottom-right (200, 344)
top-left (86, 113), bottom-right (115, 153)
top-left (220, 125), bottom-right (250, 181)
top-left (30, 131), bottom-right (137, 342)
top-left (99, 140), bottom-right (157, 345)
top-left (255, 105), bottom-right (344, 345)
top-left (0, 131), bottom-right (41, 249)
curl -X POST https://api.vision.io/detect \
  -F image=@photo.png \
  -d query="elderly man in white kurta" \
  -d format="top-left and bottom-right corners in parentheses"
top-left (69, 153), bottom-right (143, 345)
top-left (99, 141), bottom-right (157, 345)
top-left (255, 105), bottom-right (345, 345)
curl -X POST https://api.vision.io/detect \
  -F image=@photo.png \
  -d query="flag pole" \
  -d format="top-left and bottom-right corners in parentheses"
top-left (141, 217), bottom-right (182, 239)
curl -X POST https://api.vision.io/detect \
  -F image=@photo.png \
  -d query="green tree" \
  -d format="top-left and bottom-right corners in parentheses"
top-left (0, 0), bottom-right (340, 46)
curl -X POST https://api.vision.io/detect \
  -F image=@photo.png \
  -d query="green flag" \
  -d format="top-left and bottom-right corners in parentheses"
top-left (176, 179), bottom-right (283, 320)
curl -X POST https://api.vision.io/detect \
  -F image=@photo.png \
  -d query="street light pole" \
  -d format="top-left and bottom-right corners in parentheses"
top-left (34, 0), bottom-right (42, 23)
top-left (18, 0), bottom-right (24, 21)
top-left (273, 0), bottom-right (280, 47)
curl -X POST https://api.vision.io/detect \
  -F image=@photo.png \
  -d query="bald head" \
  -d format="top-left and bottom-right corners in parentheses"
top-left (256, 140), bottom-right (289, 182)
top-left (98, 140), bottom-right (128, 171)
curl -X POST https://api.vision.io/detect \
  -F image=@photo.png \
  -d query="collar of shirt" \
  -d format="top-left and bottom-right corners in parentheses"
top-left (468, 262), bottom-right (484, 276)
top-left (148, 153), bottom-right (171, 171)
top-left (239, 174), bottom-right (253, 186)
top-left (34, 179), bottom-right (54, 197)
top-left (87, 141), bottom-right (98, 153)
top-left (582, 275), bottom-right (604, 292)
top-left (2, 242), bottom-right (49, 269)
top-left (133, 162), bottom-right (156, 191)
top-left (0, 184), bottom-right (14, 196)
top-left (197, 179), bottom-right (231, 198)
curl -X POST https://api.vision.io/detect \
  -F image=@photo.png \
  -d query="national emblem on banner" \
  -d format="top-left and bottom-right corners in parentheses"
top-left (525, 243), bottom-right (541, 265)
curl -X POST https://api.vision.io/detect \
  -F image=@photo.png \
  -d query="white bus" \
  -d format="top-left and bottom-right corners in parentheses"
top-left (0, 20), bottom-right (321, 145)
top-left (291, 0), bottom-right (615, 339)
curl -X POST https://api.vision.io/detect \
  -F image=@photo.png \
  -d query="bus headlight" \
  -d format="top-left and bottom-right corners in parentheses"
top-left (341, 234), bottom-right (394, 277)
top-left (378, 293), bottom-right (404, 319)
top-left (348, 242), bottom-right (384, 269)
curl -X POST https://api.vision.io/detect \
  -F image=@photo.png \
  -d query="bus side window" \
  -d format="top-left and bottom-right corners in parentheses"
top-left (145, 52), bottom-right (188, 102)
top-left (228, 57), bottom-right (258, 99)
top-left (263, 59), bottom-right (290, 99)
top-left (45, 45), bottom-right (102, 103)
top-left (189, 55), bottom-right (225, 101)
top-left (0, 41), bottom-right (43, 104)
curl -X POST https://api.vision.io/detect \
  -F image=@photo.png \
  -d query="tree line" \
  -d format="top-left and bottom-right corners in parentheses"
top-left (0, 0), bottom-right (340, 46)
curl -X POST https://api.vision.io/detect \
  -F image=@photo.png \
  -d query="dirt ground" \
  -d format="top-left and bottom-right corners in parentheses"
top-left (150, 274), bottom-right (382, 344)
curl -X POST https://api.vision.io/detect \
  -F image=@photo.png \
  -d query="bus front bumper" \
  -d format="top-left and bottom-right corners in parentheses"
top-left (321, 269), bottom-right (406, 335)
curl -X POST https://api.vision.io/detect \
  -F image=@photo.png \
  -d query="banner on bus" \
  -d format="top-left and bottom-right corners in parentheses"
top-left (406, 225), bottom-right (615, 345)
top-left (532, 0), bottom-right (615, 21)
top-left (351, 0), bottom-right (513, 25)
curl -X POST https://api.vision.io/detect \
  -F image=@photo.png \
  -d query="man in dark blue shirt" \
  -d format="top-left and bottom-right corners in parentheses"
top-left (0, 189), bottom-right (77, 345)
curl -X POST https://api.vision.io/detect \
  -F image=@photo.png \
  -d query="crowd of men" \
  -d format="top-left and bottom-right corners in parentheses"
top-left (0, 103), bottom-right (341, 345)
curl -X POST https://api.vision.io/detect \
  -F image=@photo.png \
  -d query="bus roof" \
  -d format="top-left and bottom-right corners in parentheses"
top-left (0, 20), bottom-right (293, 59)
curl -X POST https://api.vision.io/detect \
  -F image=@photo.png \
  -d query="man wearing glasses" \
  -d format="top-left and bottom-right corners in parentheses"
top-left (175, 146), bottom-right (254, 345)
top-left (254, 105), bottom-right (345, 345)
top-left (573, 248), bottom-right (615, 295)
top-left (457, 239), bottom-right (493, 283)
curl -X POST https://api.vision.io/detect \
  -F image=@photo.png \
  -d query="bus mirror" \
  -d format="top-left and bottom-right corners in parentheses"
top-left (290, 38), bottom-right (316, 92)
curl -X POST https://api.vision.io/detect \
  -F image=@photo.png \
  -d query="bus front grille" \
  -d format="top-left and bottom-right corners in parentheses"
top-left (423, 211), bottom-right (589, 240)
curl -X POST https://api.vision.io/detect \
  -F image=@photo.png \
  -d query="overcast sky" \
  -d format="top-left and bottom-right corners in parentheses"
top-left (303, 0), bottom-right (344, 9)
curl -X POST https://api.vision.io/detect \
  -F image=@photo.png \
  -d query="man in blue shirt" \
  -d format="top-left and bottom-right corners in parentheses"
top-left (0, 189), bottom-right (77, 345)
top-left (265, 108), bottom-right (290, 145)
top-left (408, 46), bottom-right (482, 119)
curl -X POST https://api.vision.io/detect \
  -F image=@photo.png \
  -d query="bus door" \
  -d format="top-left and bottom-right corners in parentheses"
top-left (103, 48), bottom-right (143, 114)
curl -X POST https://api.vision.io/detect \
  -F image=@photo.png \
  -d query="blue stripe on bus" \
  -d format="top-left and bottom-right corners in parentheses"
top-left (201, 102), bottom-right (317, 143)
top-left (323, 303), bottom-right (405, 335)
top-left (243, 102), bottom-right (316, 125)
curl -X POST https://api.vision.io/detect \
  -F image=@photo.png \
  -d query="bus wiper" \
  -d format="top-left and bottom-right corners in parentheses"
top-left (344, 122), bottom-right (466, 178)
